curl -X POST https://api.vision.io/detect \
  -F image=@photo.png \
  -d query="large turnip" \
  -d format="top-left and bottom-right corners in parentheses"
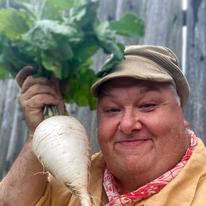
top-left (32, 115), bottom-right (92, 206)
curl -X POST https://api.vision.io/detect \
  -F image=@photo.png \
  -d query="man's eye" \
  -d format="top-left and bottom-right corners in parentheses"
top-left (105, 108), bottom-right (120, 113)
top-left (139, 103), bottom-right (157, 111)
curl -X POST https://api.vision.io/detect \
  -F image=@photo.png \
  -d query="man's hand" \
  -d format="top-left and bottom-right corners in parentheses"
top-left (0, 66), bottom-right (67, 206)
top-left (16, 66), bottom-right (66, 133)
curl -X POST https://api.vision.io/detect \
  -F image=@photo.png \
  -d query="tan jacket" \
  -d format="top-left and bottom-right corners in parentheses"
top-left (36, 138), bottom-right (206, 206)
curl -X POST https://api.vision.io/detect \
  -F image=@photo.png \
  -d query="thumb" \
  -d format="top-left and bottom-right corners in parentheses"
top-left (16, 65), bottom-right (38, 88)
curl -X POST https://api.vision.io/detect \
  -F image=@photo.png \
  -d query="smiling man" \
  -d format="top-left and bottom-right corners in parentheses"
top-left (96, 78), bottom-right (190, 194)
top-left (1, 45), bottom-right (206, 206)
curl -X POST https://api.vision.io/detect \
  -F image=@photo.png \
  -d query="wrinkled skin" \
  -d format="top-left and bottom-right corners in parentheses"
top-left (97, 78), bottom-right (190, 193)
top-left (16, 66), bottom-right (65, 133)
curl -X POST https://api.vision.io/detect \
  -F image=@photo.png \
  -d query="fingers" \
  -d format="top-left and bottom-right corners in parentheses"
top-left (20, 94), bottom-right (61, 113)
top-left (16, 66), bottom-right (61, 97)
top-left (20, 76), bottom-right (64, 110)
top-left (25, 85), bottom-right (56, 99)
top-left (16, 66), bottom-right (38, 88)
top-left (20, 77), bottom-right (63, 105)
top-left (20, 72), bottom-right (62, 98)
top-left (16, 66), bottom-right (66, 132)
top-left (21, 76), bottom-right (53, 93)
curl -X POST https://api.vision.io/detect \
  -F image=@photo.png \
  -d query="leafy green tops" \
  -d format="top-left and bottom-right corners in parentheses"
top-left (0, 0), bottom-right (144, 108)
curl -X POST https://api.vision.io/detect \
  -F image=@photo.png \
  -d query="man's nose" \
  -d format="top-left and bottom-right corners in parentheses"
top-left (118, 109), bottom-right (142, 135)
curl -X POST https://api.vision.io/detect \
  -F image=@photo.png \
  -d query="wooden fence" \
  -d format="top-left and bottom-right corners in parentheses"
top-left (0, 0), bottom-right (206, 179)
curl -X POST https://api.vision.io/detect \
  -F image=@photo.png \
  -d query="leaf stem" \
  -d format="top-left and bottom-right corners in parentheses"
top-left (43, 105), bottom-right (61, 119)
top-left (38, 0), bottom-right (47, 20)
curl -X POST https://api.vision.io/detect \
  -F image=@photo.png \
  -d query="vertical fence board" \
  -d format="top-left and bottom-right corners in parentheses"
top-left (143, 0), bottom-right (183, 59)
top-left (185, 0), bottom-right (206, 142)
top-left (0, 80), bottom-right (27, 178)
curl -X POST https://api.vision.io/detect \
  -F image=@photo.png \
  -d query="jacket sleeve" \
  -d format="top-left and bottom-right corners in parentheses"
top-left (35, 175), bottom-right (72, 206)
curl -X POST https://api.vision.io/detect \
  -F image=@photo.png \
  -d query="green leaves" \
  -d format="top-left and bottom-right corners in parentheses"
top-left (94, 21), bottom-right (124, 62)
top-left (0, 9), bottom-right (30, 40)
top-left (63, 66), bottom-right (97, 109)
top-left (41, 53), bottom-right (62, 79)
top-left (94, 13), bottom-right (145, 78)
top-left (0, 0), bottom-right (144, 108)
top-left (67, 0), bottom-right (98, 28)
top-left (0, 64), bottom-right (10, 79)
top-left (23, 20), bottom-right (83, 50)
top-left (110, 12), bottom-right (144, 37)
top-left (41, 0), bottom-right (75, 20)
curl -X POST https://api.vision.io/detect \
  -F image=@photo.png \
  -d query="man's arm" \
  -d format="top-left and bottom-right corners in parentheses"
top-left (0, 139), bottom-right (47, 206)
top-left (0, 67), bottom-right (66, 205)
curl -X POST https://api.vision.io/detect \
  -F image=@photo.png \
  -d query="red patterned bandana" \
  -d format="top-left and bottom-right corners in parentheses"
top-left (103, 130), bottom-right (198, 206)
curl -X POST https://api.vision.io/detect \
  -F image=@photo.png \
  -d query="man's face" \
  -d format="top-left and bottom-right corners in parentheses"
top-left (97, 78), bottom-right (190, 191)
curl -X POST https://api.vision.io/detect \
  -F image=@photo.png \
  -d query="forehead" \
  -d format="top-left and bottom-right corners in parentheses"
top-left (97, 77), bottom-right (172, 98)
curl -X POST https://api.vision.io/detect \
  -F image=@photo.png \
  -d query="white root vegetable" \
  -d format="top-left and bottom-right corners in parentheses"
top-left (32, 115), bottom-right (91, 206)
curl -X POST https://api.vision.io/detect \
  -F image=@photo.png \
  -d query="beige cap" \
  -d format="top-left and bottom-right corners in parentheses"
top-left (91, 45), bottom-right (190, 106)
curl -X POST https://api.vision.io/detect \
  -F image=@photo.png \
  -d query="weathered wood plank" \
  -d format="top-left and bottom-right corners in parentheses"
top-left (0, 80), bottom-right (28, 178)
top-left (0, 81), bottom-right (7, 126)
top-left (143, 0), bottom-right (183, 59)
top-left (185, 0), bottom-right (206, 142)
top-left (0, 80), bottom-right (23, 177)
